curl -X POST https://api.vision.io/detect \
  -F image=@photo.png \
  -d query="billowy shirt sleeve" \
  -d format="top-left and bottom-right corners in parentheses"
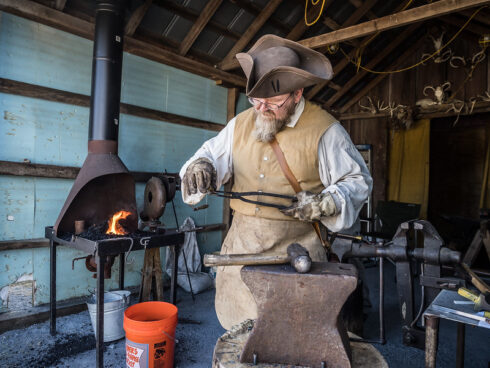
top-left (318, 122), bottom-right (373, 232)
top-left (179, 118), bottom-right (236, 205)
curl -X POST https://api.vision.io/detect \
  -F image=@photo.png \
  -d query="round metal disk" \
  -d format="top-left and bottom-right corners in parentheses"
top-left (143, 177), bottom-right (167, 220)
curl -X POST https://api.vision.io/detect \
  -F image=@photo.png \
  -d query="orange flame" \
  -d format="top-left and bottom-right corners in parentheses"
top-left (106, 211), bottom-right (131, 235)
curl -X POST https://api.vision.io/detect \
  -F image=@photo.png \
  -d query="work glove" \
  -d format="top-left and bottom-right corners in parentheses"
top-left (281, 191), bottom-right (337, 222)
top-left (183, 158), bottom-right (217, 197)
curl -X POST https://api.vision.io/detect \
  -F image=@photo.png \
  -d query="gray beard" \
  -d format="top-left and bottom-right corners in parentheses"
top-left (253, 113), bottom-right (287, 142)
top-left (252, 102), bottom-right (297, 142)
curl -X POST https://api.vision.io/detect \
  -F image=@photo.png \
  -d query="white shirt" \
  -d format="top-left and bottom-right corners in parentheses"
top-left (179, 97), bottom-right (373, 232)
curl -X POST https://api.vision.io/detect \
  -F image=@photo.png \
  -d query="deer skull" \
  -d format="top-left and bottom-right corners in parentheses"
top-left (423, 82), bottom-right (451, 104)
top-left (421, 31), bottom-right (452, 64)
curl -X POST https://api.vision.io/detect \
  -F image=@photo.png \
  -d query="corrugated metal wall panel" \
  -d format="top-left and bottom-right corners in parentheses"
top-left (0, 12), bottom-right (227, 306)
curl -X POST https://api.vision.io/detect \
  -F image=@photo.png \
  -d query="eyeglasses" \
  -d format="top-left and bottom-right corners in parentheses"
top-left (248, 93), bottom-right (293, 110)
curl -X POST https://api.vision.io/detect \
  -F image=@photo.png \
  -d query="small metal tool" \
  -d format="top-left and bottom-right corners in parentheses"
top-left (210, 190), bottom-right (295, 210)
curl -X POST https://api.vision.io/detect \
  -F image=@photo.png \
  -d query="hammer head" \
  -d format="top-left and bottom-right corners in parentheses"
top-left (287, 243), bottom-right (311, 273)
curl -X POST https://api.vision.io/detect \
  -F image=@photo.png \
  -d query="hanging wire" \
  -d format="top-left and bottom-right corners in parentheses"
top-left (340, 5), bottom-right (488, 75)
top-left (305, 0), bottom-right (326, 27)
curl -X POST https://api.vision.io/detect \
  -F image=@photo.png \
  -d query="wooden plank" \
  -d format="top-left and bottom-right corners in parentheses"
top-left (178, 0), bottom-right (223, 56)
top-left (0, 238), bottom-right (49, 251)
top-left (0, 160), bottom-right (180, 183)
top-left (0, 78), bottom-right (225, 132)
top-left (218, 0), bottom-right (284, 71)
top-left (125, 0), bottom-right (153, 37)
top-left (325, 24), bottom-right (419, 108)
top-left (0, 0), bottom-right (246, 88)
top-left (339, 36), bottom-right (426, 113)
top-left (298, 0), bottom-right (490, 49)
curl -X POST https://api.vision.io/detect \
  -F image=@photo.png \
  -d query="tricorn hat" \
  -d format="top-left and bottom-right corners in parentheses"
top-left (236, 34), bottom-right (333, 98)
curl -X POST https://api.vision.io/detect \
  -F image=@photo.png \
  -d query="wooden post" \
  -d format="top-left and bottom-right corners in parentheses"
top-left (222, 88), bottom-right (239, 241)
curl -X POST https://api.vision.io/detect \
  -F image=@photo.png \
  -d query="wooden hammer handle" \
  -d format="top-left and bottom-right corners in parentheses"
top-left (204, 253), bottom-right (289, 267)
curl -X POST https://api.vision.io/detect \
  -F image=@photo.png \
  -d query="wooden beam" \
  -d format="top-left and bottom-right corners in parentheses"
top-left (339, 100), bottom-right (490, 120)
top-left (287, 2), bottom-right (333, 41)
top-left (218, 0), bottom-right (284, 70)
top-left (299, 0), bottom-right (490, 49)
top-left (228, 0), bottom-right (290, 34)
top-left (0, 0), bottom-right (246, 88)
top-left (153, 0), bottom-right (241, 41)
top-left (125, 0), bottom-right (153, 37)
top-left (459, 8), bottom-right (490, 26)
top-left (54, 0), bottom-right (66, 11)
top-left (0, 239), bottom-right (49, 251)
top-left (306, 0), bottom-right (419, 100)
top-left (325, 24), bottom-right (419, 108)
top-left (339, 36), bottom-right (426, 114)
top-left (0, 78), bottom-right (225, 132)
top-left (0, 160), bottom-right (180, 183)
top-left (178, 0), bottom-right (223, 56)
top-left (440, 14), bottom-right (490, 36)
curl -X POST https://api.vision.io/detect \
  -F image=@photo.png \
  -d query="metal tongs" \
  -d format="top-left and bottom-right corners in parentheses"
top-left (210, 190), bottom-right (296, 210)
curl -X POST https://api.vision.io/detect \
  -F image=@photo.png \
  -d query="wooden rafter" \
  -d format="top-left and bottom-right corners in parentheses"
top-left (299, 0), bottom-right (490, 49)
top-left (153, 0), bottom-right (241, 41)
top-left (306, 0), bottom-right (431, 101)
top-left (324, 23), bottom-right (420, 108)
top-left (0, 0), bottom-right (246, 87)
top-left (178, 0), bottom-right (223, 56)
top-left (306, 0), bottom-right (388, 100)
top-left (441, 14), bottom-right (490, 36)
top-left (348, 0), bottom-right (377, 20)
top-left (338, 36), bottom-right (426, 114)
top-left (229, 0), bottom-right (290, 34)
top-left (218, 0), bottom-right (283, 70)
top-left (54, 0), bottom-right (66, 11)
top-left (460, 8), bottom-right (490, 26)
top-left (287, 2), bottom-right (328, 41)
top-left (125, 0), bottom-right (153, 37)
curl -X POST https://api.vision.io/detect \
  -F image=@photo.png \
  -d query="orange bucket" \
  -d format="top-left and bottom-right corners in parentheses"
top-left (124, 302), bottom-right (178, 368)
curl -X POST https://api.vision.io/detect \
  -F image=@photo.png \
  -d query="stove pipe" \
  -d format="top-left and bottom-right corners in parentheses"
top-left (54, 0), bottom-right (137, 234)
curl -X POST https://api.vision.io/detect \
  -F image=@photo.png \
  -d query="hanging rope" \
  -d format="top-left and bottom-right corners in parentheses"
top-left (305, 0), bottom-right (326, 26)
top-left (341, 5), bottom-right (487, 75)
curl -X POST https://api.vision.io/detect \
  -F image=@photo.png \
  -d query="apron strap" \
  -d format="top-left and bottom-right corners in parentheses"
top-left (269, 138), bottom-right (333, 257)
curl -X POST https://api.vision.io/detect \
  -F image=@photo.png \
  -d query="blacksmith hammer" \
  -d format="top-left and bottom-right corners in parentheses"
top-left (203, 243), bottom-right (312, 273)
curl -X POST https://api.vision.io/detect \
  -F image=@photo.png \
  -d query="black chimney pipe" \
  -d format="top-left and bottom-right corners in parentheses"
top-left (89, 0), bottom-right (126, 153)
top-left (54, 0), bottom-right (138, 234)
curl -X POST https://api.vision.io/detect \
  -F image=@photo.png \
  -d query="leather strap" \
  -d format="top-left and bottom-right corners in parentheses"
top-left (269, 138), bottom-right (332, 255)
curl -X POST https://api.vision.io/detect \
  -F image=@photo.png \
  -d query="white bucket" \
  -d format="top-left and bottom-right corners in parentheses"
top-left (86, 291), bottom-right (129, 342)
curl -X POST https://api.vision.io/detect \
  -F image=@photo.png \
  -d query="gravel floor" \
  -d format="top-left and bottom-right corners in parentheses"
top-left (0, 263), bottom-right (489, 367)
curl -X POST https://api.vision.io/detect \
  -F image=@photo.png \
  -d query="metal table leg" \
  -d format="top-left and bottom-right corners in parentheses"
top-left (170, 245), bottom-right (179, 304)
top-left (456, 322), bottom-right (465, 368)
top-left (119, 253), bottom-right (125, 290)
top-left (96, 255), bottom-right (106, 368)
top-left (49, 240), bottom-right (57, 336)
top-left (425, 315), bottom-right (440, 368)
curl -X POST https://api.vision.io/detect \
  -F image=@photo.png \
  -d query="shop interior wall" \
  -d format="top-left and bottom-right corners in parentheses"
top-left (340, 29), bottom-right (489, 244)
top-left (0, 13), bottom-right (244, 307)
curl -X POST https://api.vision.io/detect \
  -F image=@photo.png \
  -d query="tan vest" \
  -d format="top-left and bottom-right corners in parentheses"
top-left (231, 100), bottom-right (337, 220)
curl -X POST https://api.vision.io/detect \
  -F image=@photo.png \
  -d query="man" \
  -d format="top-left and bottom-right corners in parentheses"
top-left (180, 35), bottom-right (372, 330)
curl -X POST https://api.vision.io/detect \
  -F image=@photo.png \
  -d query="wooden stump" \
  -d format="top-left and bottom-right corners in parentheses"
top-left (212, 321), bottom-right (388, 368)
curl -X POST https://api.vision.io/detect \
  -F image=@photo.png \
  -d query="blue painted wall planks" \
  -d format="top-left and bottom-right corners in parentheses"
top-left (0, 12), bottom-right (247, 307)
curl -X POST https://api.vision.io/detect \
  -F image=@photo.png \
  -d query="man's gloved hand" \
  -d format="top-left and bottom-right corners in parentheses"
top-left (281, 191), bottom-right (337, 222)
top-left (183, 158), bottom-right (217, 196)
